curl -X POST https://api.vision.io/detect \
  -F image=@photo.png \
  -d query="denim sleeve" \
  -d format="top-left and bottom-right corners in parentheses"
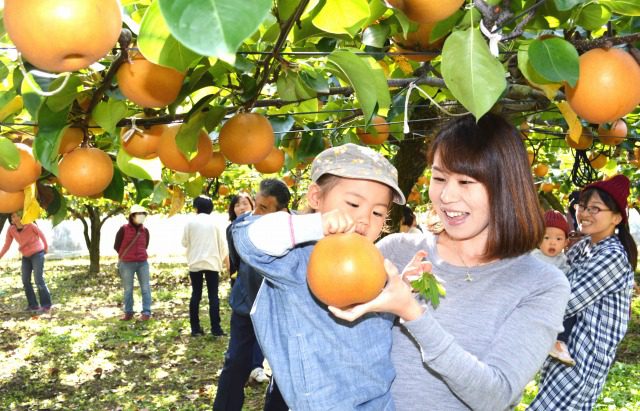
top-left (232, 214), bottom-right (307, 288)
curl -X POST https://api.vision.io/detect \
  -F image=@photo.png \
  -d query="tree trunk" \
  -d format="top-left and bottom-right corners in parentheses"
top-left (387, 106), bottom-right (443, 233)
top-left (87, 205), bottom-right (102, 275)
top-left (0, 214), bottom-right (8, 234)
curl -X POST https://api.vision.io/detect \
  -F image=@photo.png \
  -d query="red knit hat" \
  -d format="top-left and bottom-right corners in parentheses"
top-left (544, 210), bottom-right (570, 236)
top-left (583, 174), bottom-right (630, 223)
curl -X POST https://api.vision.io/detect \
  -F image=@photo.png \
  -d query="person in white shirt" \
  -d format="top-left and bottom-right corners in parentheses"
top-left (182, 195), bottom-right (228, 337)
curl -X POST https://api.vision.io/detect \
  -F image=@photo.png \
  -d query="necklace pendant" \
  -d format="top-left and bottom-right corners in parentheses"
top-left (465, 272), bottom-right (473, 282)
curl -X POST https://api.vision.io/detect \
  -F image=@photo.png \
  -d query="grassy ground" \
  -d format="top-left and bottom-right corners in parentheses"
top-left (0, 258), bottom-right (638, 410)
top-left (0, 257), bottom-right (267, 411)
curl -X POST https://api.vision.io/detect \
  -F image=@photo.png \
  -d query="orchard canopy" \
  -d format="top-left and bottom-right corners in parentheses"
top-left (0, 0), bottom-right (639, 225)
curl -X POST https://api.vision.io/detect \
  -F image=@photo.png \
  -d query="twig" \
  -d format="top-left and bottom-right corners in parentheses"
top-left (245, 0), bottom-right (311, 110)
top-left (573, 33), bottom-right (640, 52)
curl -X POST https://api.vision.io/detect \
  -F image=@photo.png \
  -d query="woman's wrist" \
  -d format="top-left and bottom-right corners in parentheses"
top-left (397, 297), bottom-right (425, 321)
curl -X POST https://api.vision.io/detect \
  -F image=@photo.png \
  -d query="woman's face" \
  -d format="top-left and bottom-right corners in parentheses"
top-left (428, 152), bottom-right (491, 244)
top-left (576, 191), bottom-right (621, 243)
top-left (234, 196), bottom-right (253, 217)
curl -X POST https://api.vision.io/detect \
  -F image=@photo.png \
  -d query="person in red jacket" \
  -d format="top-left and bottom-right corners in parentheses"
top-left (114, 205), bottom-right (151, 321)
top-left (0, 213), bottom-right (52, 313)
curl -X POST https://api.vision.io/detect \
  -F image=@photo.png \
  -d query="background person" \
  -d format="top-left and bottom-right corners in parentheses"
top-left (114, 204), bottom-right (152, 321)
top-left (182, 195), bottom-right (228, 337)
top-left (400, 205), bottom-right (422, 233)
top-left (330, 114), bottom-right (571, 410)
top-left (226, 193), bottom-right (254, 287)
top-left (225, 192), bottom-right (268, 384)
top-left (530, 175), bottom-right (637, 410)
top-left (214, 179), bottom-right (291, 410)
top-left (0, 212), bottom-right (52, 313)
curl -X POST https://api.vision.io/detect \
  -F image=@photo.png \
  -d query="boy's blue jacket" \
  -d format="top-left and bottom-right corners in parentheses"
top-left (232, 214), bottom-right (396, 411)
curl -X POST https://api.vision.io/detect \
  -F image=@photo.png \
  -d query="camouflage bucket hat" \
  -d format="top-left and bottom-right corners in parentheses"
top-left (310, 143), bottom-right (406, 205)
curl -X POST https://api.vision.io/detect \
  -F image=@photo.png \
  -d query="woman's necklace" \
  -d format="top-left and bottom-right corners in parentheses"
top-left (444, 232), bottom-right (474, 282)
top-left (457, 251), bottom-right (474, 282)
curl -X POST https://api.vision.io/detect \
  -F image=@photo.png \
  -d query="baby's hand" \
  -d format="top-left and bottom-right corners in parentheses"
top-left (321, 209), bottom-right (355, 236)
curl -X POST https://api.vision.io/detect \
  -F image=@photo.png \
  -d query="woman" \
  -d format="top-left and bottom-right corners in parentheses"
top-left (226, 192), bottom-right (270, 382)
top-left (530, 175), bottom-right (636, 410)
top-left (182, 195), bottom-right (228, 336)
top-left (114, 204), bottom-right (152, 321)
top-left (330, 114), bottom-right (571, 410)
top-left (0, 212), bottom-right (52, 312)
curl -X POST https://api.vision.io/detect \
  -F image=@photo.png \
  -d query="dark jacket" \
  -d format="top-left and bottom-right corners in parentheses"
top-left (227, 213), bottom-right (263, 316)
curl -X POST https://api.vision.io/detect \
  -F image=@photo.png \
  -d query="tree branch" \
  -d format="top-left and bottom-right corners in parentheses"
top-left (245, 0), bottom-right (311, 110)
top-left (82, 29), bottom-right (132, 125)
top-left (100, 206), bottom-right (124, 228)
top-left (573, 33), bottom-right (640, 52)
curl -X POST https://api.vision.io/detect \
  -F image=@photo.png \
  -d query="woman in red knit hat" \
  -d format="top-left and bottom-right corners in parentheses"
top-left (531, 175), bottom-right (637, 410)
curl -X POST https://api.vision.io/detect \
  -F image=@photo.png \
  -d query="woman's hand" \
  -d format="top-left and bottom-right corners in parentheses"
top-left (328, 251), bottom-right (431, 322)
top-left (321, 209), bottom-right (356, 236)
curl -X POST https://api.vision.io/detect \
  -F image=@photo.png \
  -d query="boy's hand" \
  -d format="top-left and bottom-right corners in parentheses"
top-left (321, 209), bottom-right (356, 236)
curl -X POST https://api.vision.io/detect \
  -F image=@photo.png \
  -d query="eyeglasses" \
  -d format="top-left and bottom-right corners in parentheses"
top-left (574, 204), bottom-right (611, 215)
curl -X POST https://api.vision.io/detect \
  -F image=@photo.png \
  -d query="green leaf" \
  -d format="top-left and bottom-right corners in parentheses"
top-left (34, 104), bottom-right (71, 174)
top-left (441, 27), bottom-right (507, 120)
top-left (150, 181), bottom-right (170, 204)
top-left (270, 115), bottom-right (295, 146)
top-left (300, 69), bottom-right (330, 94)
top-left (103, 166), bottom-right (125, 202)
top-left (185, 176), bottom-right (205, 197)
top-left (0, 61), bottom-right (8, 82)
top-left (576, 3), bottom-right (612, 30)
top-left (138, 0), bottom-right (202, 72)
top-left (430, 10), bottom-right (464, 42)
top-left (528, 38), bottom-right (579, 87)
top-left (158, 0), bottom-right (271, 62)
top-left (135, 179), bottom-right (156, 203)
top-left (203, 106), bottom-right (227, 132)
top-left (45, 75), bottom-right (82, 113)
top-left (554, 0), bottom-right (583, 11)
top-left (517, 42), bottom-right (556, 86)
top-left (21, 75), bottom-right (44, 118)
top-left (327, 49), bottom-right (391, 124)
top-left (362, 24), bottom-right (389, 48)
top-left (276, 0), bottom-right (299, 22)
top-left (0, 137), bottom-right (20, 171)
top-left (116, 149), bottom-right (163, 181)
top-left (410, 271), bottom-right (446, 308)
top-left (312, 0), bottom-right (370, 37)
top-left (51, 195), bottom-right (67, 227)
top-left (177, 111), bottom-right (207, 159)
top-left (276, 71), bottom-right (300, 102)
top-left (598, 0), bottom-right (640, 15)
top-left (92, 100), bottom-right (128, 136)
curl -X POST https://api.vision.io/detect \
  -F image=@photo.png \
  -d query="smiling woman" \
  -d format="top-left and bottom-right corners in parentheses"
top-left (530, 175), bottom-right (637, 410)
top-left (330, 113), bottom-right (571, 410)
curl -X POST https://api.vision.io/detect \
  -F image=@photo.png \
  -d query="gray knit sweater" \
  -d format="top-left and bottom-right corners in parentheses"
top-left (377, 232), bottom-right (570, 411)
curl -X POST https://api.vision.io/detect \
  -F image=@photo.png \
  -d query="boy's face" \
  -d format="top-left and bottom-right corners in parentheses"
top-left (312, 178), bottom-right (392, 242)
top-left (540, 226), bottom-right (568, 257)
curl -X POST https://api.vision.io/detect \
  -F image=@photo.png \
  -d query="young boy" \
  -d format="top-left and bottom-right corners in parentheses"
top-left (231, 143), bottom-right (405, 410)
top-left (532, 209), bottom-right (575, 366)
